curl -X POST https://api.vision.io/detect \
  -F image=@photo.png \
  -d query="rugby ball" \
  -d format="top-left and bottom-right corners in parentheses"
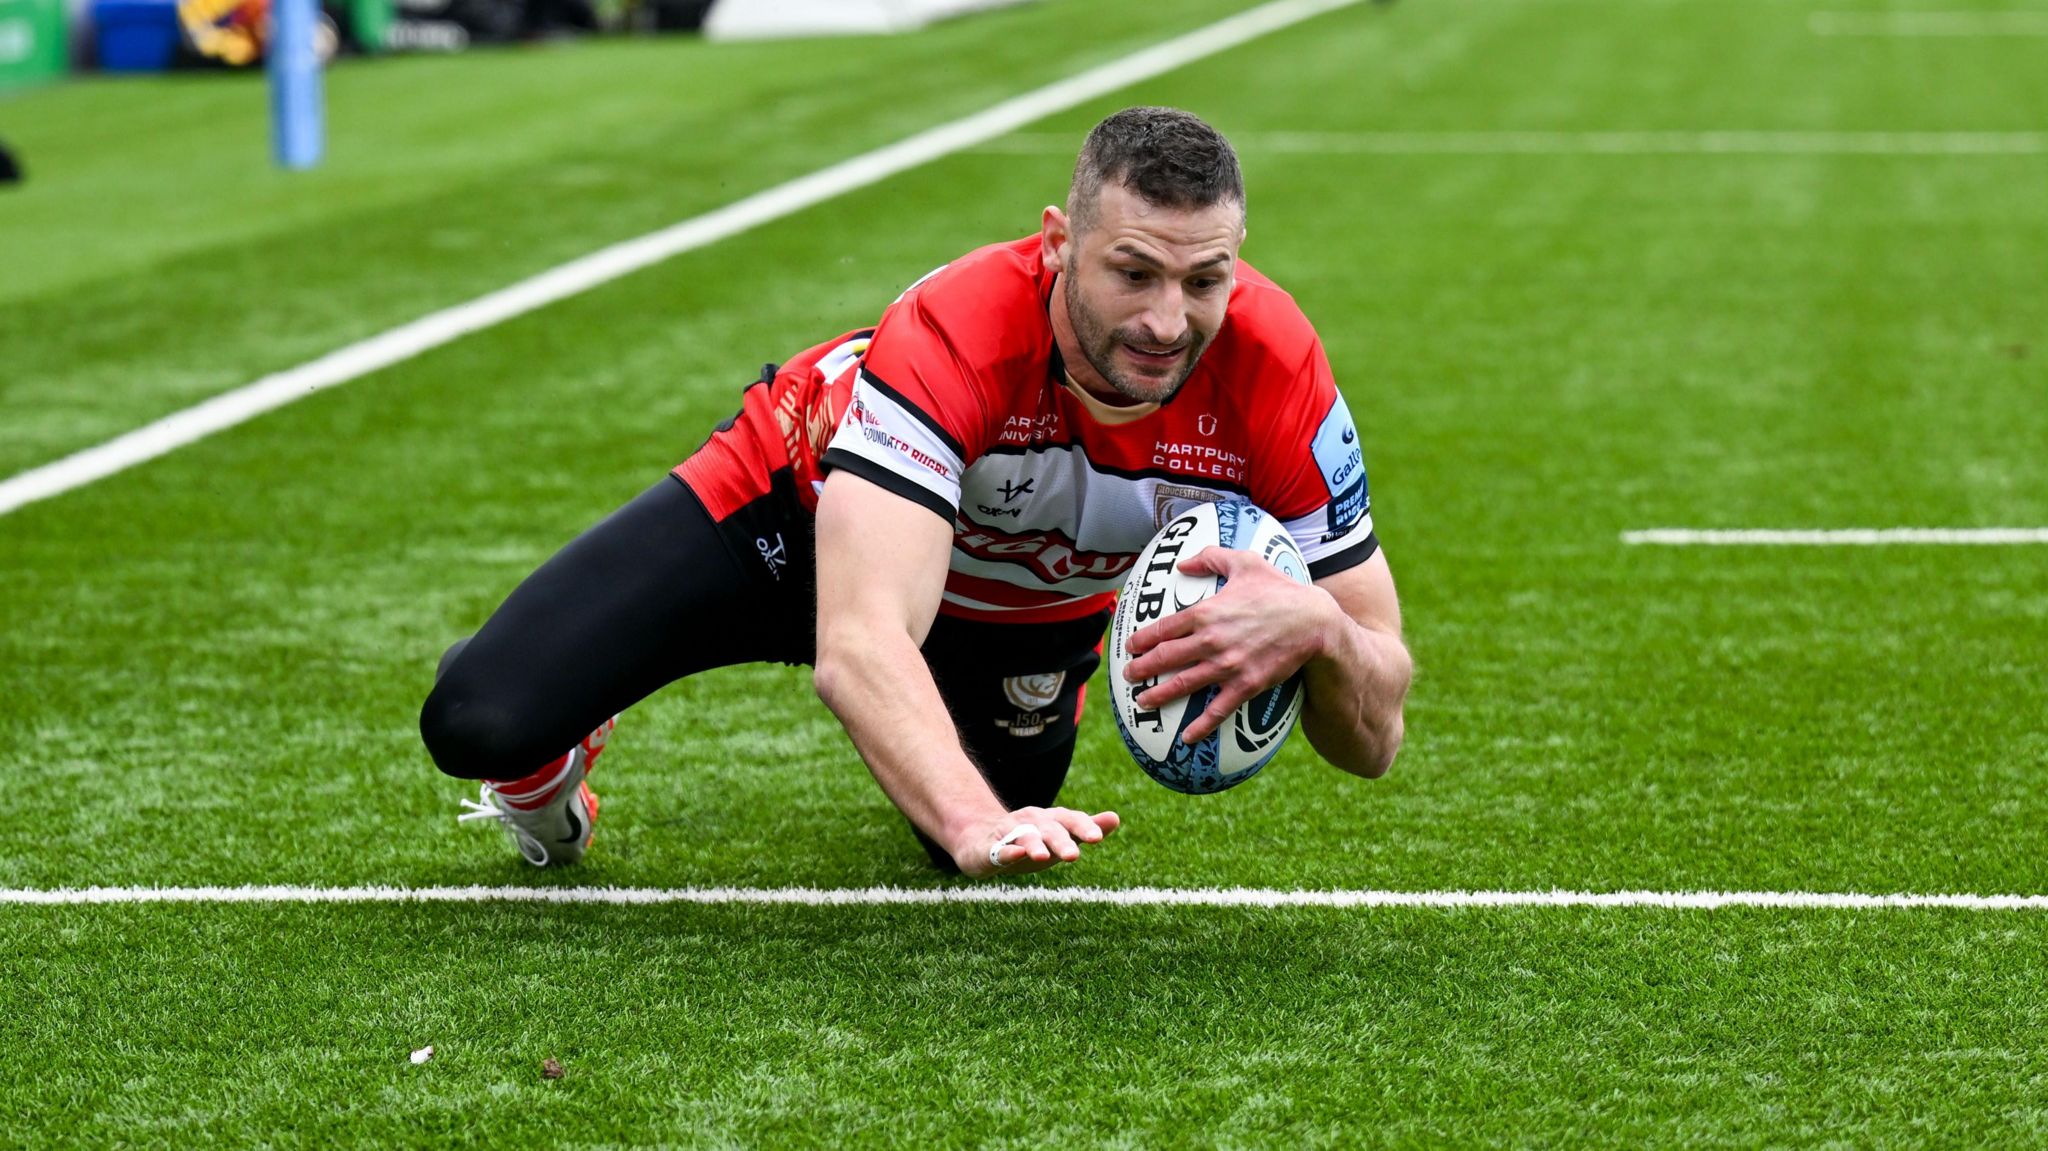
top-left (1107, 500), bottom-right (1312, 794)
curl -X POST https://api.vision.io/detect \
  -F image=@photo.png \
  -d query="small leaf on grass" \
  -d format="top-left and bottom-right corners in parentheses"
top-left (542, 1058), bottom-right (565, 1080)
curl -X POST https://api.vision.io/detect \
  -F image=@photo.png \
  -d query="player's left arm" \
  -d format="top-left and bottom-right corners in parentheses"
top-left (1122, 546), bottom-right (1411, 777)
top-left (1295, 551), bottom-right (1409, 777)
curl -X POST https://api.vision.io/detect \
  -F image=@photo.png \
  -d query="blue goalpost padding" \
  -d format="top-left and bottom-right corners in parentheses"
top-left (268, 0), bottom-right (324, 169)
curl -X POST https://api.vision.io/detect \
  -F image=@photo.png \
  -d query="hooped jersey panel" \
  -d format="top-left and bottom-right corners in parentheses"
top-left (676, 236), bottom-right (1377, 623)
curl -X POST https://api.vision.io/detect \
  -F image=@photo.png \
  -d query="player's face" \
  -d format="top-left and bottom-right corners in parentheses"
top-left (1058, 183), bottom-right (1243, 405)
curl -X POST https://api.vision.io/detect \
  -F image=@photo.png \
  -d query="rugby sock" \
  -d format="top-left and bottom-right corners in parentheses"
top-left (485, 718), bottom-right (615, 810)
top-left (485, 750), bottom-right (577, 811)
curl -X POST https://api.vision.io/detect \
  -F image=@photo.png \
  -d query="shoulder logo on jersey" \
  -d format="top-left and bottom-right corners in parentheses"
top-left (1311, 393), bottom-right (1369, 539)
top-left (844, 386), bottom-right (954, 480)
top-left (1196, 413), bottom-right (1218, 437)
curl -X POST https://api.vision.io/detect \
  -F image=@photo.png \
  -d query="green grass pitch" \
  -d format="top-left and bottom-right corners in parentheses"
top-left (3, 0), bottom-right (2048, 1143)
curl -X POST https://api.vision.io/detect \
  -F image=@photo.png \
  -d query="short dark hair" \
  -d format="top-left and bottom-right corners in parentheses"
top-left (1067, 107), bottom-right (1244, 233)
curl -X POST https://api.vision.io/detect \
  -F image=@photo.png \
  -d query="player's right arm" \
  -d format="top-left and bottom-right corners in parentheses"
top-left (811, 469), bottom-right (1119, 877)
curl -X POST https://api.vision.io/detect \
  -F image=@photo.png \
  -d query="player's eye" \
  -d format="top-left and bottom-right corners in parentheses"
top-left (1189, 278), bottom-right (1221, 293)
top-left (1120, 268), bottom-right (1149, 284)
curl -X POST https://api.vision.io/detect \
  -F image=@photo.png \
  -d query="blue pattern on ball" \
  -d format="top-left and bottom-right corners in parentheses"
top-left (1214, 499), bottom-right (1247, 549)
top-left (1117, 500), bottom-right (1288, 795)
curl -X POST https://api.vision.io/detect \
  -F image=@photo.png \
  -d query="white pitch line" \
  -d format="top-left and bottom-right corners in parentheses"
top-left (1810, 11), bottom-right (2048, 37)
top-left (4, 885), bottom-right (2048, 910)
top-left (1623, 528), bottom-right (2048, 546)
top-left (979, 130), bottom-right (2048, 155)
top-left (0, 0), bottom-right (1361, 520)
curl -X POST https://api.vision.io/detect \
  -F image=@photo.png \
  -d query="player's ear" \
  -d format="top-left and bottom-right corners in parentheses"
top-left (1041, 206), bottom-right (1071, 274)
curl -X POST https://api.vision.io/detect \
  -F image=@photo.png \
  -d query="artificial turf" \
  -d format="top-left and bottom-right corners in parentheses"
top-left (3, 0), bottom-right (2046, 1143)
top-left (13, 904), bottom-right (2048, 1147)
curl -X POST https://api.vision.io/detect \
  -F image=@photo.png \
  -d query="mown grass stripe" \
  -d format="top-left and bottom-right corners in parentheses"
top-left (7, 885), bottom-right (2048, 909)
top-left (1623, 528), bottom-right (2048, 545)
top-left (0, 0), bottom-right (1361, 519)
top-left (1810, 11), bottom-right (2048, 37)
top-left (979, 130), bottom-right (2048, 155)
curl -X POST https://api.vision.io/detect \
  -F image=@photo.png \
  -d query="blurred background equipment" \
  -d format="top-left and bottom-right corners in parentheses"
top-left (176, 0), bottom-right (340, 65)
top-left (702, 0), bottom-right (1032, 40)
top-left (267, 0), bottom-right (321, 167)
top-left (0, 0), bottom-right (66, 90)
top-left (91, 0), bottom-right (181, 70)
top-left (10, 0), bottom-right (1039, 81)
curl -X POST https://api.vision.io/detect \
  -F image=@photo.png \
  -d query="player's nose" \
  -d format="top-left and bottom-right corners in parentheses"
top-left (1138, 288), bottom-right (1189, 347)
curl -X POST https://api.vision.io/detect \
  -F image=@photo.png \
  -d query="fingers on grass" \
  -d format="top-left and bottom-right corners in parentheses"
top-left (1050, 807), bottom-right (1105, 844)
top-left (1033, 821), bottom-right (1080, 860)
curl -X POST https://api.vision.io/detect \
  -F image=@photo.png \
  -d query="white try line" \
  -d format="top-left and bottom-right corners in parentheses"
top-left (979, 129), bottom-right (2048, 155)
top-left (5, 884), bottom-right (2048, 910)
top-left (1810, 11), bottom-right (2048, 36)
top-left (1623, 528), bottom-right (2048, 546)
top-left (0, 0), bottom-right (1361, 520)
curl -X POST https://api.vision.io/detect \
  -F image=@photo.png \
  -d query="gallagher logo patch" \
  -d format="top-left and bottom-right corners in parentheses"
top-left (1310, 393), bottom-right (1369, 538)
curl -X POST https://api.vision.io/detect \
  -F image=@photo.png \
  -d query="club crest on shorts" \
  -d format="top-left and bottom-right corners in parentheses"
top-left (995, 711), bottom-right (1049, 738)
top-left (1002, 672), bottom-right (1064, 711)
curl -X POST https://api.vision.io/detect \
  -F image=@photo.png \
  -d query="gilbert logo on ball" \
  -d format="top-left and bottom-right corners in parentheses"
top-left (1107, 501), bottom-right (1311, 794)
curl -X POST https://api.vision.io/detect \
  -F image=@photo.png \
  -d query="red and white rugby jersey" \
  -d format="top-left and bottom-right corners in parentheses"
top-left (676, 236), bottom-right (1376, 624)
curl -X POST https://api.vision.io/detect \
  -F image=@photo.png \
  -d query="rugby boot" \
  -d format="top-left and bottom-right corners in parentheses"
top-left (458, 718), bottom-right (615, 867)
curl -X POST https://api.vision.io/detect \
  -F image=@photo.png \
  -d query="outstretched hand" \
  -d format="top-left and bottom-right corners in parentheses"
top-left (955, 806), bottom-right (1122, 878)
top-left (1122, 546), bottom-right (1337, 744)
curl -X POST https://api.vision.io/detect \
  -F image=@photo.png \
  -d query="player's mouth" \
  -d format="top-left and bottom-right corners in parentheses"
top-left (1120, 342), bottom-right (1186, 373)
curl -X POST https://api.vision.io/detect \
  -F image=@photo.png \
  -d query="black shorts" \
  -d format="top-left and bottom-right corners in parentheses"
top-left (419, 473), bottom-right (1109, 834)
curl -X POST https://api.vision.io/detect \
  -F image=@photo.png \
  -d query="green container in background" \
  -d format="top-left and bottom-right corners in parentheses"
top-left (0, 0), bottom-right (66, 93)
top-left (347, 0), bottom-right (392, 53)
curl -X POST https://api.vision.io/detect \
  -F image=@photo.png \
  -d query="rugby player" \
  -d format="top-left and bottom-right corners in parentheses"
top-left (420, 107), bottom-right (1413, 877)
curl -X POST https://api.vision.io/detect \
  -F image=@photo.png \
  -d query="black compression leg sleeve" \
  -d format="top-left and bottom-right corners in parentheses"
top-left (420, 476), bottom-right (800, 780)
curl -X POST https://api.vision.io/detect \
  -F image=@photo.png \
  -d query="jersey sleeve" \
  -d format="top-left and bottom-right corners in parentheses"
top-left (1254, 340), bottom-right (1379, 580)
top-left (818, 290), bottom-right (991, 522)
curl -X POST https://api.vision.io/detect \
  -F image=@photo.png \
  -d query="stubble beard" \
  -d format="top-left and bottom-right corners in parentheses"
top-left (1063, 268), bottom-right (1206, 406)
